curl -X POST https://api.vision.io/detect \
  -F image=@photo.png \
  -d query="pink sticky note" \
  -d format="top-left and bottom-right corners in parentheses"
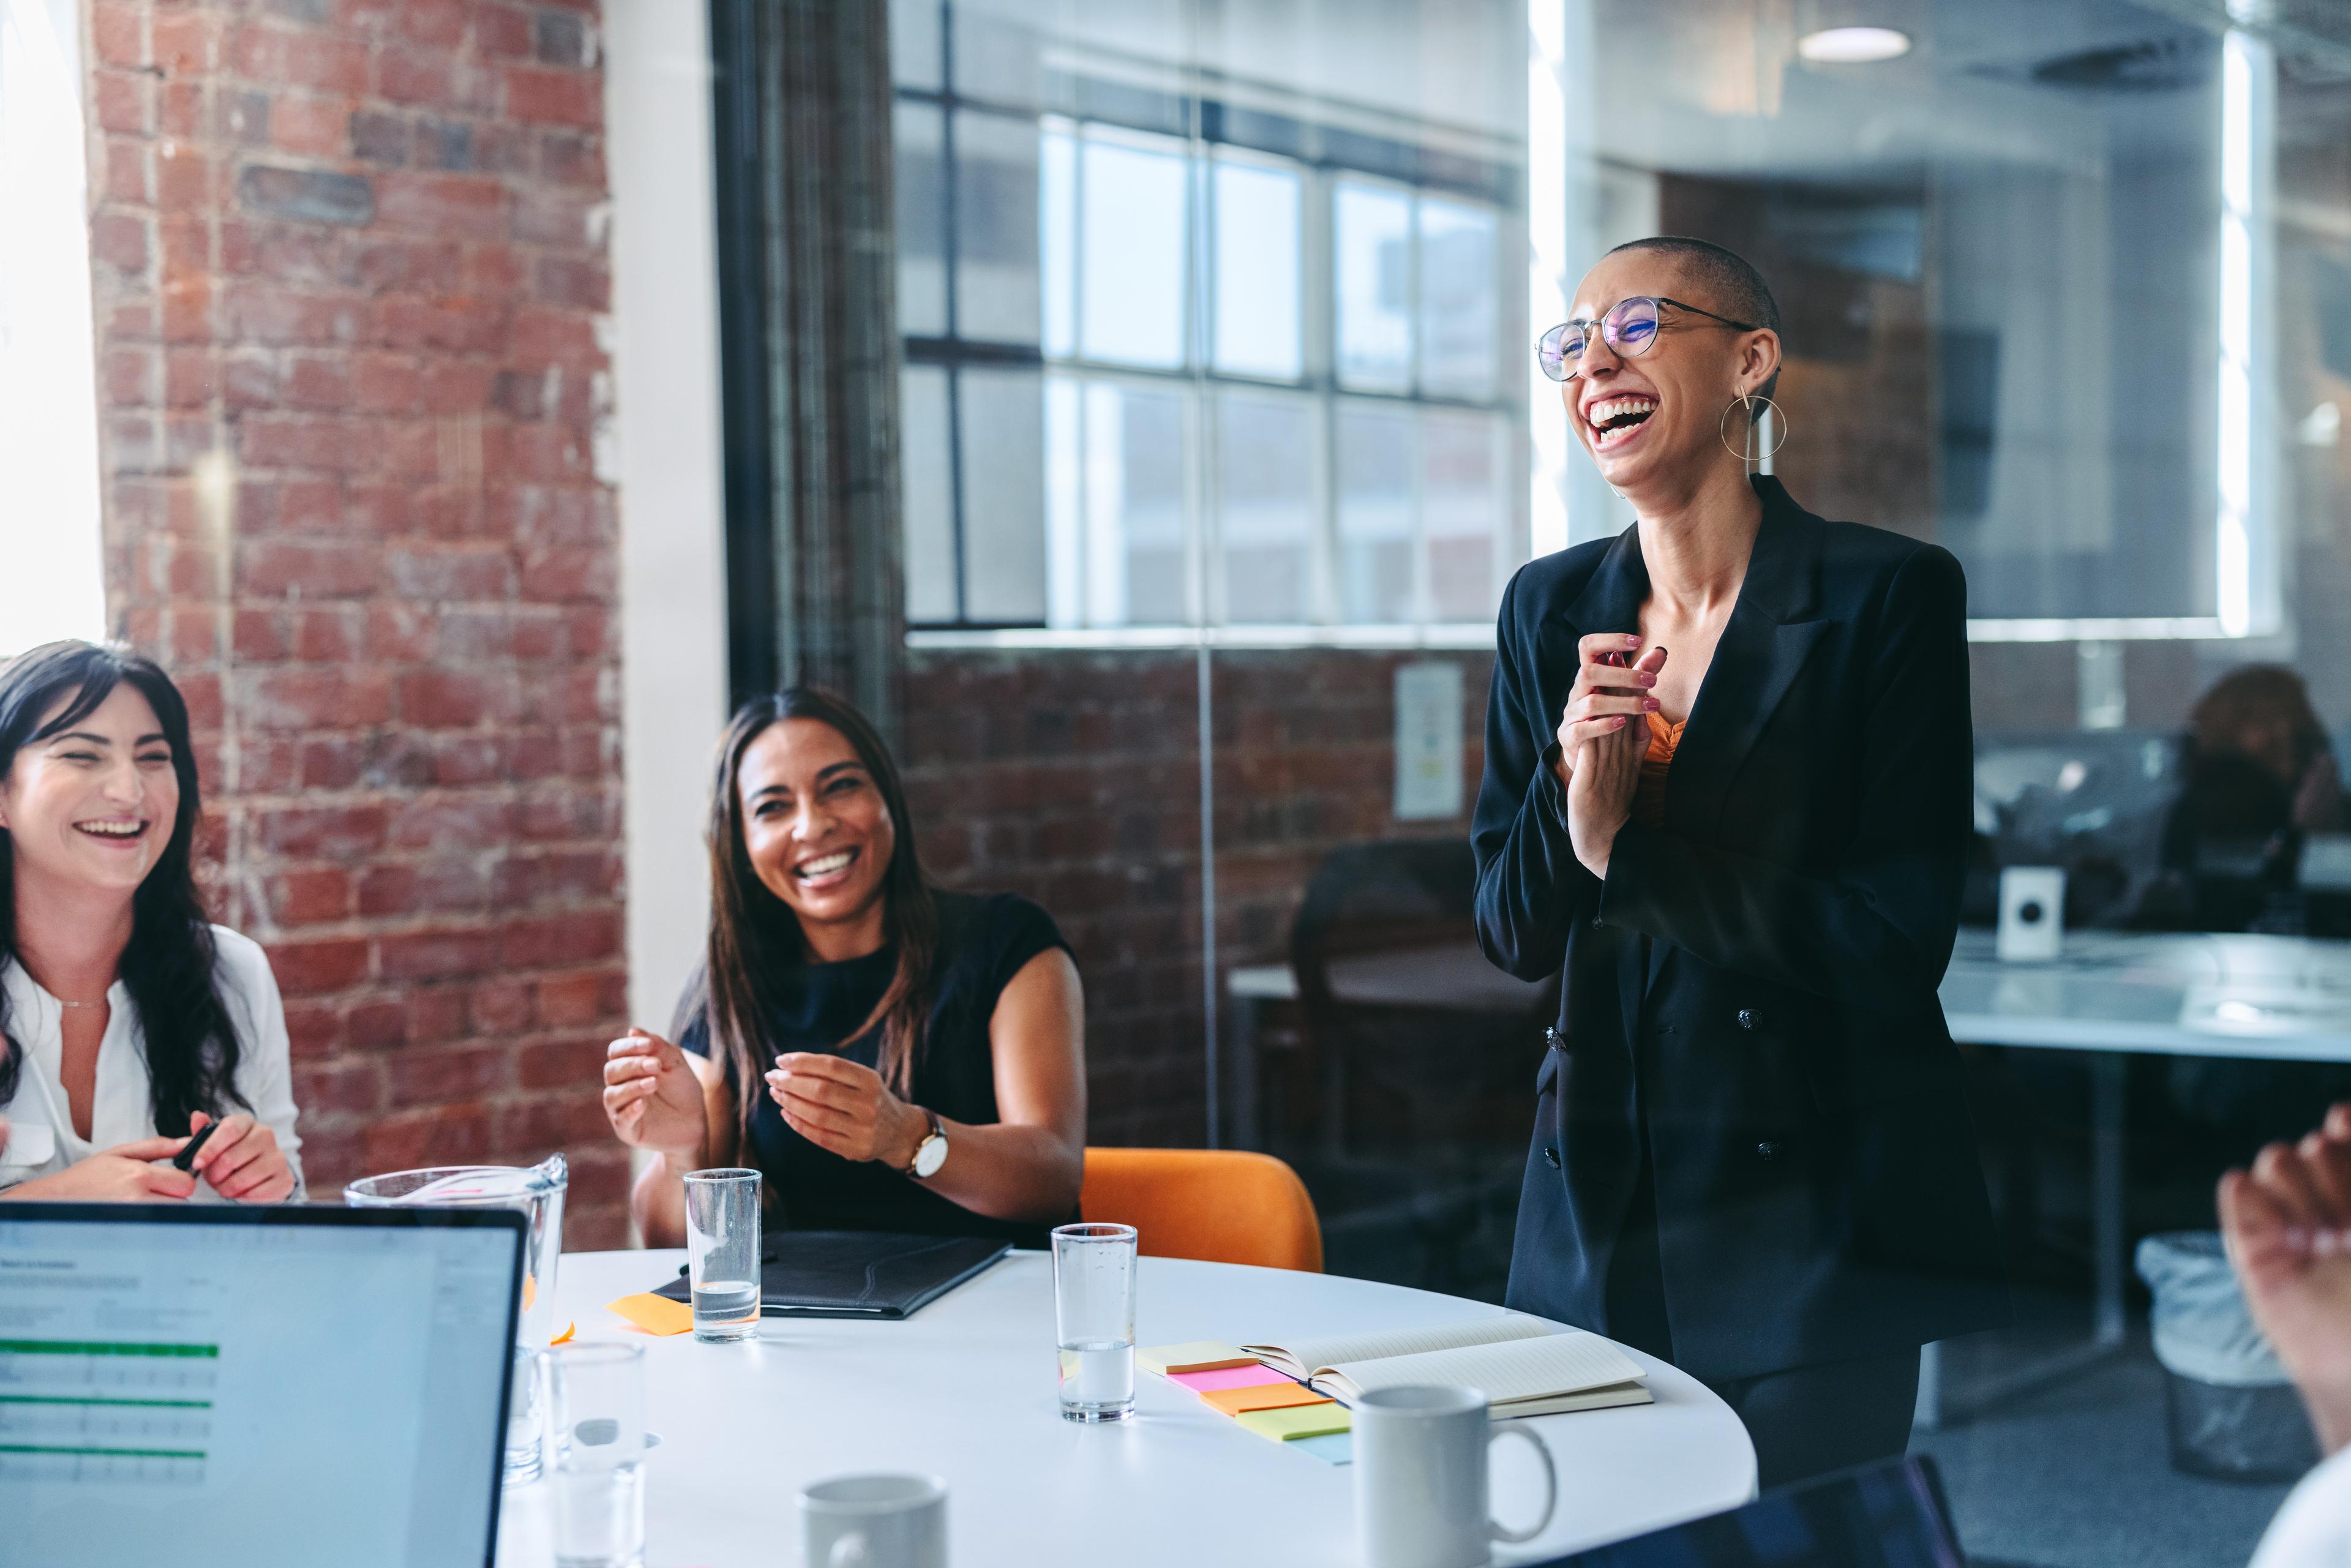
top-left (1171, 1364), bottom-right (1292, 1394)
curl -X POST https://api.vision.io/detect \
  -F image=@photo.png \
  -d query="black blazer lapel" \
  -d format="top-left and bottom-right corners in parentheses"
top-left (1665, 478), bottom-right (1829, 838)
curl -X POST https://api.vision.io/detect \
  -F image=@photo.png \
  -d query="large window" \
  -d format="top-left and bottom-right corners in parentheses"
top-left (892, 5), bottom-right (1524, 637)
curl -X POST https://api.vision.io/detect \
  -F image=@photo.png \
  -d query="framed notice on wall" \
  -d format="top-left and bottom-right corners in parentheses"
top-left (1393, 662), bottom-right (1463, 821)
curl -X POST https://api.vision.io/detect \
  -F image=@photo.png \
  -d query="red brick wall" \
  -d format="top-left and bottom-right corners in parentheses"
top-left (902, 647), bottom-right (1491, 1147)
top-left (83, 0), bottom-right (629, 1240)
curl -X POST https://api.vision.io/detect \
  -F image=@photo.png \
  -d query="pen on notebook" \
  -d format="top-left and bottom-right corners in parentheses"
top-left (171, 1119), bottom-right (222, 1172)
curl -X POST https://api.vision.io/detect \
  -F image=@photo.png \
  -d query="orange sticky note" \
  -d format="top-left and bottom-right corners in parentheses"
top-left (606, 1293), bottom-right (694, 1337)
top-left (1201, 1381), bottom-right (1331, 1417)
top-left (550, 1322), bottom-right (577, 1346)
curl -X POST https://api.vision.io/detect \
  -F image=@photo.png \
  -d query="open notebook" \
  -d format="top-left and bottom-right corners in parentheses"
top-left (1241, 1316), bottom-right (1651, 1417)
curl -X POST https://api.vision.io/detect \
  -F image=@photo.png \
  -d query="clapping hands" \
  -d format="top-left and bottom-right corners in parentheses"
top-left (2220, 1104), bottom-right (2351, 1453)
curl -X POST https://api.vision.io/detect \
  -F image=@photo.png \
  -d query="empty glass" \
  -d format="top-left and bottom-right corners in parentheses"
top-left (682, 1168), bottom-right (762, 1343)
top-left (549, 1342), bottom-right (647, 1568)
top-left (1051, 1221), bottom-right (1138, 1422)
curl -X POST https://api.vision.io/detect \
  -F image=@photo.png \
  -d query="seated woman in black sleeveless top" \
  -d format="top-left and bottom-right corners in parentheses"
top-left (601, 688), bottom-right (1084, 1248)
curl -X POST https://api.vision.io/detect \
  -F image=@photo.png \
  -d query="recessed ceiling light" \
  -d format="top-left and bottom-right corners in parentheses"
top-left (1797, 26), bottom-right (1913, 64)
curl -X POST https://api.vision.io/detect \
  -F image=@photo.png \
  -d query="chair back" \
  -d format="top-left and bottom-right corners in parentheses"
top-left (1079, 1147), bottom-right (1323, 1272)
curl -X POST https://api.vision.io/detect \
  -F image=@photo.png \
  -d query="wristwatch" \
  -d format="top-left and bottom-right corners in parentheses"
top-left (905, 1109), bottom-right (948, 1180)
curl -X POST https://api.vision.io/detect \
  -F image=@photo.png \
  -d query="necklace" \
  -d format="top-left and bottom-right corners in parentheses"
top-left (56, 997), bottom-right (107, 1010)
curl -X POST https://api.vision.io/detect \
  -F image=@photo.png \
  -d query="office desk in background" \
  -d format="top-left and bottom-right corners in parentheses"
top-left (497, 1250), bottom-right (1757, 1566)
top-left (1226, 929), bottom-right (2351, 1425)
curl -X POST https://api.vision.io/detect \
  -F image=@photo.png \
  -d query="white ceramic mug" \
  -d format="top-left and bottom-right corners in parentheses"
top-left (798, 1473), bottom-right (948, 1568)
top-left (1354, 1385), bottom-right (1558, 1568)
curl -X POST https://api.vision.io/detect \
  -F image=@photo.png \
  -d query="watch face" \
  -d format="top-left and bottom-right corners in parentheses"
top-left (913, 1133), bottom-right (948, 1179)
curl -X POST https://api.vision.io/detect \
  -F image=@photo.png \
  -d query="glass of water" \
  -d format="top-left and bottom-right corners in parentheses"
top-left (1052, 1221), bottom-right (1138, 1422)
top-left (549, 1342), bottom-right (646, 1568)
top-left (682, 1168), bottom-right (762, 1343)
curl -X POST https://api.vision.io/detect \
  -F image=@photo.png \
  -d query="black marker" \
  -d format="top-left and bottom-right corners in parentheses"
top-left (171, 1119), bottom-right (222, 1173)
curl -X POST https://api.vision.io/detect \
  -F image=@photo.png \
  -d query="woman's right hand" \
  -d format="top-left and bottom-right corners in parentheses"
top-left (3, 1136), bottom-right (198, 1202)
top-left (1554, 634), bottom-right (1666, 781)
top-left (603, 1029), bottom-right (708, 1160)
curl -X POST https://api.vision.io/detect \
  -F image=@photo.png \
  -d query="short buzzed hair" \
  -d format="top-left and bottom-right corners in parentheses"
top-left (1603, 235), bottom-right (1781, 399)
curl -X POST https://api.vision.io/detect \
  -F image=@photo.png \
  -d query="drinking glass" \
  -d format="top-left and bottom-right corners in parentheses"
top-left (1051, 1221), bottom-right (1138, 1422)
top-left (506, 1345), bottom-right (548, 1485)
top-left (549, 1342), bottom-right (647, 1568)
top-left (683, 1168), bottom-right (762, 1343)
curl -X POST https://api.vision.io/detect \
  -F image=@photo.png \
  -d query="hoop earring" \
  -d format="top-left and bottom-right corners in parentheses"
top-left (1719, 393), bottom-right (1788, 465)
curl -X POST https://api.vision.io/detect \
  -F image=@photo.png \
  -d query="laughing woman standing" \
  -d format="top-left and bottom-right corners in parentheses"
top-left (602, 688), bottom-right (1086, 1248)
top-left (0, 642), bottom-right (302, 1203)
top-left (1475, 238), bottom-right (2005, 1487)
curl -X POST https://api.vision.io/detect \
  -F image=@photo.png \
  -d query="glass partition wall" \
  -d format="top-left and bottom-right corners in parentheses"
top-left (846, 0), bottom-right (2351, 1559)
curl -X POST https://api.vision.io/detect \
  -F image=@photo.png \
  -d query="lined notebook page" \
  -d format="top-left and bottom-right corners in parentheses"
top-left (1245, 1315), bottom-right (1553, 1378)
top-left (1318, 1330), bottom-right (1644, 1405)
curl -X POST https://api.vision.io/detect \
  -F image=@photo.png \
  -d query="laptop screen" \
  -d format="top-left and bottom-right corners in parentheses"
top-left (0, 1203), bottom-right (522, 1568)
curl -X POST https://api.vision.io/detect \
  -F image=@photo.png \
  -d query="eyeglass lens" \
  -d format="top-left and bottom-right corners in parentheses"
top-left (1537, 297), bottom-right (1662, 381)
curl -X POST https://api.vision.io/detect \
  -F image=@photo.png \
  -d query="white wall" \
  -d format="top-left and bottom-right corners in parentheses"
top-left (602, 0), bottom-right (730, 1028)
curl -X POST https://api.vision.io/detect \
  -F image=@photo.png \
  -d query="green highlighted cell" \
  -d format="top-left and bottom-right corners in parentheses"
top-left (0, 1341), bottom-right (219, 1358)
top-left (0, 1395), bottom-right (211, 1409)
top-left (0, 1444), bottom-right (206, 1460)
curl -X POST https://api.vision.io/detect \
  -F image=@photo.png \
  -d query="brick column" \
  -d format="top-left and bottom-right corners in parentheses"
top-left (83, 0), bottom-right (631, 1242)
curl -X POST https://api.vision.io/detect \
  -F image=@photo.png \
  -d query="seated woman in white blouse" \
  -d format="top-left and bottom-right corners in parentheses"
top-left (0, 641), bottom-right (299, 1202)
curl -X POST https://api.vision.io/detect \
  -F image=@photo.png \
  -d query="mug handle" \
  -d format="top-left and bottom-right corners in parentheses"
top-left (1487, 1424), bottom-right (1559, 1545)
top-left (828, 1531), bottom-right (871, 1568)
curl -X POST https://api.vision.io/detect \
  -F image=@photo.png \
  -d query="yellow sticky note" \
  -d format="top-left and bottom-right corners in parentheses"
top-left (1138, 1341), bottom-right (1256, 1376)
top-left (1238, 1403), bottom-right (1353, 1442)
top-left (1201, 1381), bottom-right (1330, 1417)
top-left (606, 1293), bottom-right (694, 1337)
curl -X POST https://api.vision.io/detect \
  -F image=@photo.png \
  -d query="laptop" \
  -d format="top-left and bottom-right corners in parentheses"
top-left (1534, 1455), bottom-right (1965, 1567)
top-left (0, 1201), bottom-right (525, 1568)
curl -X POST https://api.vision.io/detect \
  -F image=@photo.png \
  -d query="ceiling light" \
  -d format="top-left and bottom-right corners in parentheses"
top-left (1796, 26), bottom-right (1913, 64)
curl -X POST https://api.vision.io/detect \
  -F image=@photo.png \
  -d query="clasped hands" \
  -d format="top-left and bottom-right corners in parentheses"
top-left (604, 1030), bottom-right (929, 1171)
top-left (2220, 1105), bottom-right (2351, 1453)
top-left (1553, 634), bottom-right (1670, 880)
top-left (0, 1109), bottom-right (293, 1202)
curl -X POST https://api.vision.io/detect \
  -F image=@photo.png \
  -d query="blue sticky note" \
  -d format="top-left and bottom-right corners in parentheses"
top-left (1291, 1431), bottom-right (1353, 1466)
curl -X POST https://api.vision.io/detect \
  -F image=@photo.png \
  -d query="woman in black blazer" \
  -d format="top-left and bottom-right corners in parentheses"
top-left (1474, 237), bottom-right (2006, 1488)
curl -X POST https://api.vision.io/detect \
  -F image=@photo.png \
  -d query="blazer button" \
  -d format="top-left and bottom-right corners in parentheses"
top-left (1737, 1008), bottom-right (1758, 1031)
top-left (1543, 1147), bottom-right (1562, 1169)
top-left (1755, 1141), bottom-right (1779, 1159)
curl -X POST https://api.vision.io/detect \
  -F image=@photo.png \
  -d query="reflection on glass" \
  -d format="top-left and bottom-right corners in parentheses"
top-left (954, 110), bottom-right (1040, 344)
top-left (1417, 198), bottom-right (1496, 400)
top-left (1218, 391), bottom-right (1316, 625)
top-left (1041, 124), bottom-right (1076, 358)
top-left (1422, 410), bottom-right (1499, 623)
top-left (959, 367), bottom-right (1046, 623)
top-left (901, 366), bottom-right (956, 624)
top-left (1081, 135), bottom-right (1188, 368)
top-left (894, 102), bottom-right (946, 338)
top-left (1337, 402), bottom-right (1415, 623)
top-left (1213, 157), bottom-right (1302, 382)
top-left (1042, 376), bottom-right (1189, 626)
top-left (1336, 180), bottom-right (1412, 389)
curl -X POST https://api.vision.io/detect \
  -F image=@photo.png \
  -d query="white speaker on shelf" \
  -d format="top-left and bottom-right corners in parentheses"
top-left (1997, 866), bottom-right (2066, 962)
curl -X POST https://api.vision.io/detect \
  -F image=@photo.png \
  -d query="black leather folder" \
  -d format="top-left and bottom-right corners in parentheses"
top-left (653, 1229), bottom-right (1011, 1320)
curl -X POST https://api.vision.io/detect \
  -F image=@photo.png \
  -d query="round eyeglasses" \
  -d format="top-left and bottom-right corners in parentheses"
top-left (1536, 296), bottom-right (1758, 383)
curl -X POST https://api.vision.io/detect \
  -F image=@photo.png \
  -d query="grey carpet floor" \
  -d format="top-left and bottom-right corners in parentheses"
top-left (1913, 1308), bottom-right (2295, 1568)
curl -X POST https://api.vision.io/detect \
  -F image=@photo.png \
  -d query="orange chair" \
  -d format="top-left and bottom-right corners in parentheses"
top-left (1079, 1148), bottom-right (1324, 1273)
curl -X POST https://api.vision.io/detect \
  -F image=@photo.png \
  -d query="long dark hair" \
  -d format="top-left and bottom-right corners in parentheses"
top-left (0, 641), bottom-right (246, 1134)
top-left (691, 688), bottom-right (938, 1141)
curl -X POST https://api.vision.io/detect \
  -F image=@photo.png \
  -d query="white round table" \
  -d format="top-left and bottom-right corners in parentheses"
top-left (498, 1250), bottom-right (1756, 1567)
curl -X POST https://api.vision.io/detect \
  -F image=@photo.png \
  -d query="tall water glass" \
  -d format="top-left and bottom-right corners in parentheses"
top-left (549, 1342), bottom-right (647, 1568)
top-left (683, 1168), bottom-right (762, 1343)
top-left (1051, 1221), bottom-right (1138, 1422)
